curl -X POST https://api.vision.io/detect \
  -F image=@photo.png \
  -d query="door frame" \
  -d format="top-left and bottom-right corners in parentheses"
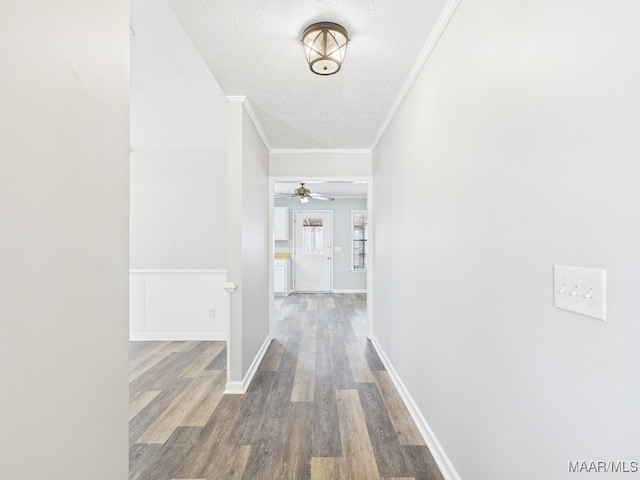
top-left (292, 209), bottom-right (334, 293)
top-left (268, 176), bottom-right (374, 341)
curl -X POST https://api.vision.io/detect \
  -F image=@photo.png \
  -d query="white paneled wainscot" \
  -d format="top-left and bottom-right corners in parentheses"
top-left (130, 270), bottom-right (228, 341)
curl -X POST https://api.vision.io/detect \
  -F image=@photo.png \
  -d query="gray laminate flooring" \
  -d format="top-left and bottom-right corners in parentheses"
top-left (129, 293), bottom-right (444, 480)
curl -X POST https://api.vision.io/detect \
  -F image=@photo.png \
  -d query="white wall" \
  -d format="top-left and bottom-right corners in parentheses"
top-left (373, 1), bottom-right (640, 479)
top-left (227, 99), bottom-right (270, 390)
top-left (129, 0), bottom-right (228, 341)
top-left (0, 1), bottom-right (129, 478)
top-left (129, 0), bottom-right (227, 270)
top-left (240, 108), bottom-right (271, 379)
top-left (130, 0), bottom-right (227, 151)
top-left (130, 148), bottom-right (226, 269)
top-left (275, 197), bottom-right (367, 291)
top-left (270, 150), bottom-right (372, 177)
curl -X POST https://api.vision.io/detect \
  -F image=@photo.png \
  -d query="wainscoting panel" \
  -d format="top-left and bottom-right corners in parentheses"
top-left (130, 270), bottom-right (228, 341)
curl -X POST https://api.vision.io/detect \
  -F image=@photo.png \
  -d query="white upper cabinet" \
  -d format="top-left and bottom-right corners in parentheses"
top-left (274, 207), bottom-right (289, 241)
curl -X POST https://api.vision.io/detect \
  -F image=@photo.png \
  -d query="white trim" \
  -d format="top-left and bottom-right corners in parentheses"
top-left (367, 180), bottom-right (374, 340)
top-left (223, 281), bottom-right (235, 386)
top-left (223, 282), bottom-right (237, 294)
top-left (130, 332), bottom-right (228, 341)
top-left (227, 95), bottom-right (272, 151)
top-left (370, 337), bottom-right (462, 480)
top-left (130, 269), bottom-right (227, 275)
top-left (332, 289), bottom-right (367, 294)
top-left (271, 175), bottom-right (372, 182)
top-left (142, 274), bottom-right (146, 333)
top-left (270, 148), bottom-right (371, 154)
top-left (225, 336), bottom-right (272, 394)
top-left (268, 180), bottom-right (275, 340)
top-left (224, 381), bottom-right (245, 395)
top-left (370, 0), bottom-right (461, 150)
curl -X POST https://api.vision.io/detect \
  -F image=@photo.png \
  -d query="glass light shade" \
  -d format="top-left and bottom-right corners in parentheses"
top-left (302, 22), bottom-right (349, 75)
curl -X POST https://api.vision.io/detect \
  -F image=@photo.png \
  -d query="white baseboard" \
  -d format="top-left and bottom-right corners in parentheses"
top-left (332, 288), bottom-right (367, 293)
top-left (129, 332), bottom-right (227, 341)
top-left (225, 335), bottom-right (272, 394)
top-left (370, 337), bottom-right (462, 480)
top-left (224, 381), bottom-right (245, 394)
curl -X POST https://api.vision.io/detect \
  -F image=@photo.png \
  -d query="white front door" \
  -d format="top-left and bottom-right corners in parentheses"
top-left (294, 210), bottom-right (332, 292)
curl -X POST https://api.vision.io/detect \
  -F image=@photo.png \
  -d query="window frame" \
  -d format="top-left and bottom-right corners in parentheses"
top-left (351, 210), bottom-right (368, 273)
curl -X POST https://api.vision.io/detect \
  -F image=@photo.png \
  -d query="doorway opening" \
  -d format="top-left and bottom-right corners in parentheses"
top-left (269, 178), bottom-right (373, 340)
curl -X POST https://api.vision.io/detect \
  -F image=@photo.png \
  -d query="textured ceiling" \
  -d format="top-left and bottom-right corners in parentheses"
top-left (167, 0), bottom-right (449, 150)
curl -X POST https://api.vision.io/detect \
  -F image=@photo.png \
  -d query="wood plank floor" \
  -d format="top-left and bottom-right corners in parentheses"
top-left (129, 293), bottom-right (444, 480)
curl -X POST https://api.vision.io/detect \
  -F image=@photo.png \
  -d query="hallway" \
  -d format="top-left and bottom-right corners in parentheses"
top-left (129, 293), bottom-right (444, 479)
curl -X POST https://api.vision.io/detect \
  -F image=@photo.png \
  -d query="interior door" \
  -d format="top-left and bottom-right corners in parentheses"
top-left (294, 211), bottom-right (332, 292)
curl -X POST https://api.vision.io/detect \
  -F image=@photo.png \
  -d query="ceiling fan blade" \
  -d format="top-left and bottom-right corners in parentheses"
top-left (309, 194), bottom-right (334, 201)
top-left (276, 183), bottom-right (334, 202)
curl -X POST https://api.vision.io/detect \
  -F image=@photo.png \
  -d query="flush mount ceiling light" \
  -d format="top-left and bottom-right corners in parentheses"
top-left (302, 22), bottom-right (349, 75)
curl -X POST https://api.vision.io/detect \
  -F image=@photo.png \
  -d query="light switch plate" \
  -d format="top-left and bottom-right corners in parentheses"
top-left (553, 265), bottom-right (606, 321)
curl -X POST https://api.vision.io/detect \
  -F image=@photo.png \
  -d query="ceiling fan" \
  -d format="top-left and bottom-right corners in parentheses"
top-left (276, 182), bottom-right (334, 203)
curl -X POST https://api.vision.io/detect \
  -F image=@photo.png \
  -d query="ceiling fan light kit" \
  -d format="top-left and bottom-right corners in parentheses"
top-left (302, 22), bottom-right (349, 75)
top-left (276, 182), bottom-right (335, 203)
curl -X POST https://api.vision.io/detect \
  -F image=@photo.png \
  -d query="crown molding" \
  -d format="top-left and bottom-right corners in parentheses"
top-left (370, 0), bottom-right (461, 151)
top-left (270, 148), bottom-right (371, 155)
top-left (227, 95), bottom-right (272, 151)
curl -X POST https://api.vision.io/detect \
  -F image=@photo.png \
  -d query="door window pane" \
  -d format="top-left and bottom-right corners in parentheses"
top-left (303, 218), bottom-right (323, 255)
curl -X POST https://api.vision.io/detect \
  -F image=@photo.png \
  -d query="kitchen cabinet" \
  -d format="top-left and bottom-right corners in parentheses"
top-left (273, 260), bottom-right (289, 295)
top-left (274, 258), bottom-right (289, 295)
top-left (274, 207), bottom-right (289, 241)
